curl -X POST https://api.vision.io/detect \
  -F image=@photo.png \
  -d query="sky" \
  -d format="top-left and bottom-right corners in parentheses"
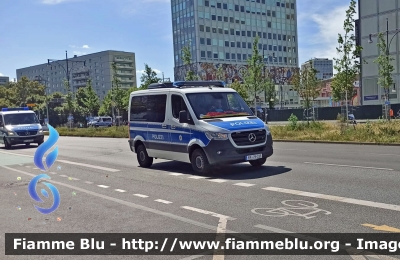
top-left (0, 0), bottom-right (355, 83)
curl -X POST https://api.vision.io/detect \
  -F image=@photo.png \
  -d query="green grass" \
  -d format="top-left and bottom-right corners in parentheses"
top-left (46, 121), bottom-right (400, 144)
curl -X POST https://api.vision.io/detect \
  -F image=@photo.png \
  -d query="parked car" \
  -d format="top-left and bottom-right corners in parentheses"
top-left (88, 116), bottom-right (113, 127)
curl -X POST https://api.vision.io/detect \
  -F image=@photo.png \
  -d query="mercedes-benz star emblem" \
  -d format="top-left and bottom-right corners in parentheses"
top-left (26, 131), bottom-right (30, 136)
top-left (248, 133), bottom-right (257, 142)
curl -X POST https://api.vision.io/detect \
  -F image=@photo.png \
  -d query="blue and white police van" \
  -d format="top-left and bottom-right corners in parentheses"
top-left (0, 107), bottom-right (44, 149)
top-left (128, 81), bottom-right (273, 174)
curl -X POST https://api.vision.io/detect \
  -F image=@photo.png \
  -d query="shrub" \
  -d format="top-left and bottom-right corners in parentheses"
top-left (287, 113), bottom-right (298, 130)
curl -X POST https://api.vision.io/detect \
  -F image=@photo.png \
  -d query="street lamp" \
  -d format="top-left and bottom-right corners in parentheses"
top-left (33, 75), bottom-right (50, 124)
top-left (368, 18), bottom-right (400, 120)
top-left (262, 49), bottom-right (277, 110)
top-left (47, 50), bottom-right (86, 95)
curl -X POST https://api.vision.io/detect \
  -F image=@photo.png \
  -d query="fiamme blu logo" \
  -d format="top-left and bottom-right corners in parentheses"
top-left (28, 124), bottom-right (60, 214)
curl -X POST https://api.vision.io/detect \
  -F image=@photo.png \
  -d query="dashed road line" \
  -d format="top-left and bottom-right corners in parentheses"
top-left (233, 183), bottom-right (255, 187)
top-left (57, 159), bottom-right (120, 172)
top-left (188, 176), bottom-right (208, 179)
top-left (25, 166), bottom-right (31, 168)
top-left (304, 162), bottom-right (393, 171)
top-left (133, 194), bottom-right (149, 198)
top-left (115, 189), bottom-right (126, 193)
top-left (97, 185), bottom-right (109, 188)
top-left (181, 206), bottom-right (235, 220)
top-left (169, 173), bottom-right (184, 176)
top-left (59, 175), bottom-right (68, 177)
top-left (50, 172), bottom-right (57, 175)
top-left (208, 179), bottom-right (228, 183)
top-left (84, 181), bottom-right (93, 184)
top-left (155, 199), bottom-right (172, 204)
top-left (69, 177), bottom-right (80, 180)
top-left (263, 187), bottom-right (400, 212)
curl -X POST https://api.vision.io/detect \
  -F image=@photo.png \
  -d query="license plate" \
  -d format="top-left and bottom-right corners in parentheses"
top-left (246, 154), bottom-right (262, 160)
top-left (24, 139), bottom-right (34, 142)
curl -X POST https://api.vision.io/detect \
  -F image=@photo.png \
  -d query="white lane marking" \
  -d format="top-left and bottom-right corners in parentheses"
top-left (369, 153), bottom-right (400, 157)
top-left (0, 151), bottom-right (33, 157)
top-left (97, 185), bottom-right (109, 188)
top-left (263, 187), bottom-right (400, 212)
top-left (304, 162), bottom-right (393, 171)
top-left (50, 172), bottom-right (57, 175)
top-left (208, 179), bottom-right (228, 183)
top-left (133, 194), bottom-right (149, 198)
top-left (255, 224), bottom-right (396, 260)
top-left (57, 159), bottom-right (120, 172)
top-left (3, 166), bottom-right (255, 241)
top-left (25, 166), bottom-right (31, 168)
top-left (188, 176), bottom-right (208, 179)
top-left (155, 199), bottom-right (172, 204)
top-left (84, 181), bottom-right (93, 184)
top-left (181, 206), bottom-right (235, 221)
top-left (59, 175), bottom-right (68, 177)
top-left (70, 177), bottom-right (80, 180)
top-left (233, 183), bottom-right (255, 187)
top-left (169, 173), bottom-right (184, 176)
top-left (182, 206), bottom-right (236, 260)
top-left (33, 167), bottom-right (39, 170)
top-left (115, 189), bottom-right (126, 193)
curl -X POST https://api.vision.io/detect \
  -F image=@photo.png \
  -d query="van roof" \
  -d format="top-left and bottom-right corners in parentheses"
top-left (0, 110), bottom-right (35, 115)
top-left (130, 86), bottom-right (236, 96)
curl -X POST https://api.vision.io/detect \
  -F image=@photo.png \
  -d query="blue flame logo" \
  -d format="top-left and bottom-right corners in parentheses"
top-left (28, 124), bottom-right (60, 214)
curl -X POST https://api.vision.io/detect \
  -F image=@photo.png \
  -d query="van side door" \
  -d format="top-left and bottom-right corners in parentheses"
top-left (146, 94), bottom-right (169, 151)
top-left (168, 93), bottom-right (191, 161)
top-left (130, 95), bottom-right (149, 147)
top-left (0, 115), bottom-right (4, 143)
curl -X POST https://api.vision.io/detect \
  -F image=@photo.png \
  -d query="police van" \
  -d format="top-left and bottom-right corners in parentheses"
top-left (128, 81), bottom-right (273, 174)
top-left (0, 107), bottom-right (44, 149)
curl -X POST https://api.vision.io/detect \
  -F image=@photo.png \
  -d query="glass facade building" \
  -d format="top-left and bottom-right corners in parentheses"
top-left (171, 0), bottom-right (299, 86)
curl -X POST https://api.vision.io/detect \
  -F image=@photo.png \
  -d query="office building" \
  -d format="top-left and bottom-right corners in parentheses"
top-left (0, 76), bottom-right (9, 85)
top-left (301, 58), bottom-right (333, 80)
top-left (171, 0), bottom-right (299, 107)
top-left (16, 50), bottom-right (136, 100)
top-left (358, 0), bottom-right (400, 105)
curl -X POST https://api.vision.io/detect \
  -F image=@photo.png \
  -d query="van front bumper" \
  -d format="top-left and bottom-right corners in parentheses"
top-left (5, 134), bottom-right (44, 145)
top-left (202, 134), bottom-right (273, 165)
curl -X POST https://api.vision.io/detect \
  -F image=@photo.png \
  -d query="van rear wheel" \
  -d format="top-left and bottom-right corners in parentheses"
top-left (3, 138), bottom-right (11, 150)
top-left (191, 149), bottom-right (211, 175)
top-left (137, 144), bottom-right (153, 168)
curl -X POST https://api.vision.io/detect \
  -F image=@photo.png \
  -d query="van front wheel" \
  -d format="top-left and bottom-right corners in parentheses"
top-left (249, 158), bottom-right (266, 167)
top-left (137, 144), bottom-right (153, 168)
top-left (191, 149), bottom-right (211, 175)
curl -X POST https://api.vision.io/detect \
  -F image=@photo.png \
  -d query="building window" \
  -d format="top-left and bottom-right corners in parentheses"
top-left (201, 51), bottom-right (206, 58)
top-left (231, 53), bottom-right (236, 60)
top-left (206, 26), bottom-right (210, 32)
top-left (231, 42), bottom-right (235, 47)
top-left (200, 38), bottom-right (205, 44)
top-left (225, 41), bottom-right (229, 47)
top-left (237, 54), bottom-right (241, 60)
top-left (226, 53), bottom-right (230, 59)
top-left (207, 51), bottom-right (212, 58)
top-left (207, 38), bottom-right (211, 45)
top-left (199, 25), bottom-right (204, 31)
top-left (218, 16), bottom-right (222, 21)
top-left (212, 15), bottom-right (216, 20)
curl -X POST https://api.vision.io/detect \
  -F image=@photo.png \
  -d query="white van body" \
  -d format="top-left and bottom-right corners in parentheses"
top-left (0, 107), bottom-right (44, 149)
top-left (127, 81), bottom-right (273, 174)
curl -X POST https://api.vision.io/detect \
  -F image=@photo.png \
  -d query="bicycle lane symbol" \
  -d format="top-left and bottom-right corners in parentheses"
top-left (251, 200), bottom-right (331, 219)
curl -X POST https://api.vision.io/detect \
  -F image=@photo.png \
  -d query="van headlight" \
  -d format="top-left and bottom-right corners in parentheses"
top-left (205, 132), bottom-right (228, 140)
top-left (38, 129), bottom-right (43, 134)
top-left (264, 123), bottom-right (271, 135)
top-left (7, 131), bottom-right (15, 136)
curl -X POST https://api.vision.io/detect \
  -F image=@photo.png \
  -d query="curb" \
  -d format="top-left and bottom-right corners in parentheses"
top-left (274, 139), bottom-right (400, 146)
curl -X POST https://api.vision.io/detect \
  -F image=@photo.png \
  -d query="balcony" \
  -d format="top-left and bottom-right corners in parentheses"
top-left (72, 74), bottom-right (89, 80)
top-left (116, 64), bottom-right (134, 70)
top-left (114, 57), bottom-right (133, 63)
top-left (116, 71), bottom-right (134, 76)
top-left (73, 81), bottom-right (87, 87)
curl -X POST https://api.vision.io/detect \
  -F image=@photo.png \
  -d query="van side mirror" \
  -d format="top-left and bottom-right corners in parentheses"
top-left (179, 110), bottom-right (192, 124)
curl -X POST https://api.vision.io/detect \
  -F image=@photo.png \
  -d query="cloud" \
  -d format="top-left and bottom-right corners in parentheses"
top-left (41, 0), bottom-right (79, 4)
top-left (73, 51), bottom-right (86, 55)
top-left (82, 45), bottom-right (90, 49)
top-left (0, 73), bottom-right (3, 76)
top-left (298, 0), bottom-right (357, 72)
top-left (70, 44), bottom-right (90, 49)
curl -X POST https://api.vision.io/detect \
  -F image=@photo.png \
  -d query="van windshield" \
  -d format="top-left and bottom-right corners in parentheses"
top-left (102, 118), bottom-right (112, 122)
top-left (186, 92), bottom-right (253, 119)
top-left (3, 113), bottom-right (39, 125)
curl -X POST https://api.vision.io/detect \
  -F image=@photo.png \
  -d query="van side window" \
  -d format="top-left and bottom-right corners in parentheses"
top-left (130, 96), bottom-right (147, 121)
top-left (171, 94), bottom-right (188, 119)
top-left (146, 95), bottom-right (167, 123)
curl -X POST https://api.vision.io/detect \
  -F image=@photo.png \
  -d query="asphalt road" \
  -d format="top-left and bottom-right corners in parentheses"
top-left (1, 136), bottom-right (400, 260)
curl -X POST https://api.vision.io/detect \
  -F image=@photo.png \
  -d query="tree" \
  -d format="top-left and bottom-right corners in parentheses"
top-left (63, 79), bottom-right (75, 116)
top-left (243, 36), bottom-right (264, 112)
top-left (291, 64), bottom-right (320, 123)
top-left (111, 62), bottom-right (129, 124)
top-left (182, 45), bottom-right (198, 81)
top-left (139, 64), bottom-right (161, 89)
top-left (374, 32), bottom-right (395, 119)
top-left (331, 0), bottom-right (362, 119)
top-left (230, 79), bottom-right (249, 101)
top-left (82, 79), bottom-right (100, 117)
top-left (264, 78), bottom-right (276, 109)
top-left (215, 65), bottom-right (225, 81)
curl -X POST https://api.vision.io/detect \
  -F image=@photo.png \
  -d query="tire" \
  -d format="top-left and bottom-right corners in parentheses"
top-left (38, 141), bottom-right (43, 147)
top-left (3, 138), bottom-right (11, 150)
top-left (136, 144), bottom-right (153, 168)
top-left (249, 157), bottom-right (267, 167)
top-left (190, 149), bottom-right (212, 175)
